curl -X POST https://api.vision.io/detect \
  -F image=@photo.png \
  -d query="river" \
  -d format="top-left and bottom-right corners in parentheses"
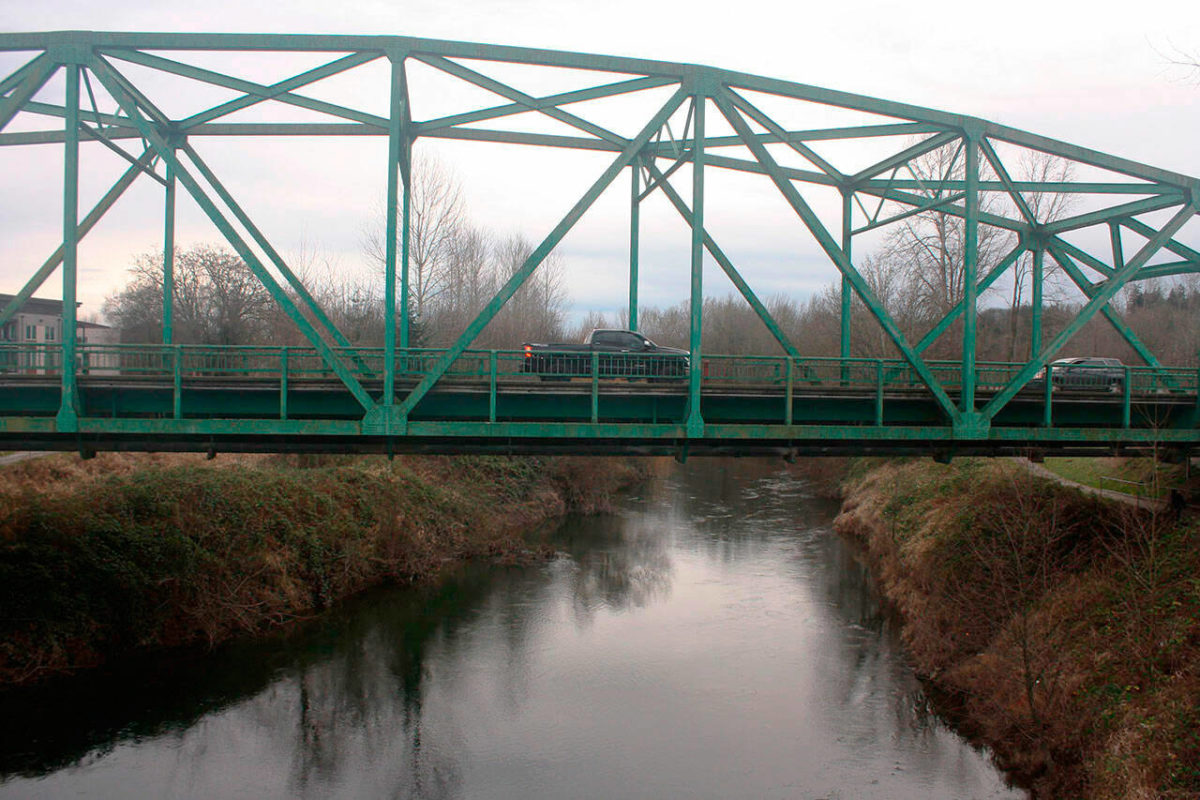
top-left (0, 460), bottom-right (1024, 799)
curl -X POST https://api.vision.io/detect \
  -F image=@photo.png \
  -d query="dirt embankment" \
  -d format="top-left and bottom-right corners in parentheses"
top-left (835, 458), bottom-right (1200, 799)
top-left (0, 452), bottom-right (644, 687)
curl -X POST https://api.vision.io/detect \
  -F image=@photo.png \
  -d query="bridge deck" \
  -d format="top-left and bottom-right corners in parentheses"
top-left (2, 345), bottom-right (1197, 456)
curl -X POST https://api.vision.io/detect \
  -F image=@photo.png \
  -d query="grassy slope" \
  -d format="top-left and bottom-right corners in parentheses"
top-left (835, 458), bottom-right (1200, 799)
top-left (0, 452), bottom-right (641, 686)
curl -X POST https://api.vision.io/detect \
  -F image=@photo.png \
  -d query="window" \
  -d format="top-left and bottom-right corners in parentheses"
top-left (45, 325), bottom-right (55, 341)
top-left (25, 325), bottom-right (35, 340)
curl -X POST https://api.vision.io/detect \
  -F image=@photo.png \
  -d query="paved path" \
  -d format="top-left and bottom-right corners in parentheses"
top-left (0, 451), bottom-right (49, 467)
top-left (1017, 458), bottom-right (1167, 511)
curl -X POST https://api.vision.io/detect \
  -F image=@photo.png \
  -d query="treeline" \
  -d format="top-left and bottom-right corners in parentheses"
top-left (105, 155), bottom-right (570, 351)
top-left (104, 152), bottom-right (1200, 366)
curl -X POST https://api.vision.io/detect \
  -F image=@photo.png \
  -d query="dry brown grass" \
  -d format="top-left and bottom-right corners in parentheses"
top-left (836, 457), bottom-right (1200, 798)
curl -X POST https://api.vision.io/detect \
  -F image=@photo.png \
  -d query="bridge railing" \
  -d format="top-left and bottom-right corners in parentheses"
top-left (1, 343), bottom-right (1197, 399)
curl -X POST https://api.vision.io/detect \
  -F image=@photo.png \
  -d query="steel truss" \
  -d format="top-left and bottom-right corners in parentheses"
top-left (0, 31), bottom-right (1198, 454)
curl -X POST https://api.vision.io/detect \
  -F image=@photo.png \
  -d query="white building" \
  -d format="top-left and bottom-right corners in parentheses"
top-left (0, 293), bottom-right (120, 374)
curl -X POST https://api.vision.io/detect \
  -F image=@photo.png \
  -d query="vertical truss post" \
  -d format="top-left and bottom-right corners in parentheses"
top-left (400, 159), bottom-right (411, 351)
top-left (961, 130), bottom-right (980, 416)
top-left (840, 188), bottom-right (852, 375)
top-left (163, 159), bottom-right (175, 345)
top-left (1109, 221), bottom-right (1124, 270)
top-left (1031, 246), bottom-right (1043, 357)
top-left (56, 63), bottom-right (80, 430)
top-left (686, 90), bottom-right (706, 437)
top-left (396, 53), bottom-right (413, 356)
top-left (384, 55), bottom-right (404, 405)
top-left (629, 157), bottom-right (640, 331)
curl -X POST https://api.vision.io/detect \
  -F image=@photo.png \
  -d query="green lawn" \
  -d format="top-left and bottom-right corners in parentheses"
top-left (1041, 457), bottom-right (1187, 499)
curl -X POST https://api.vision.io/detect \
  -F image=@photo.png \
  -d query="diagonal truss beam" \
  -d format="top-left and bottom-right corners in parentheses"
top-left (852, 191), bottom-right (965, 235)
top-left (982, 201), bottom-right (1197, 418)
top-left (80, 122), bottom-right (167, 184)
top-left (1049, 235), bottom-right (1114, 278)
top-left (412, 54), bottom-right (628, 146)
top-left (0, 51), bottom-right (50, 96)
top-left (912, 242), bottom-right (1025, 354)
top-left (92, 57), bottom-right (377, 411)
top-left (0, 52), bottom-right (56, 133)
top-left (104, 48), bottom-right (388, 129)
top-left (395, 87), bottom-right (688, 419)
top-left (0, 147), bottom-right (158, 329)
top-left (417, 75), bottom-right (675, 132)
top-left (183, 50), bottom-right (381, 127)
top-left (643, 157), bottom-right (801, 359)
top-left (1044, 241), bottom-right (1178, 385)
top-left (851, 130), bottom-right (958, 184)
top-left (1119, 217), bottom-right (1200, 270)
top-left (978, 137), bottom-right (1036, 225)
top-left (1042, 195), bottom-right (1185, 236)
top-left (181, 141), bottom-right (366, 358)
top-left (724, 88), bottom-right (845, 182)
top-left (714, 88), bottom-right (959, 421)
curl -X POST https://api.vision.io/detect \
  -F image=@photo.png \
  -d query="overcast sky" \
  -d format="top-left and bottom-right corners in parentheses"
top-left (1, 0), bottom-right (1198, 324)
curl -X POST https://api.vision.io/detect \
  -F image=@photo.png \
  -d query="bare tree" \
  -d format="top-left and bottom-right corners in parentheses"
top-left (427, 224), bottom-right (495, 346)
top-left (1002, 152), bottom-right (1075, 360)
top-left (883, 143), bottom-right (1009, 332)
top-left (104, 245), bottom-right (273, 345)
top-left (364, 153), bottom-right (466, 324)
top-left (478, 234), bottom-right (567, 347)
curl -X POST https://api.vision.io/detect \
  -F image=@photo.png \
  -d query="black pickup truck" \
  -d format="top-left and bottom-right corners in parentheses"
top-left (522, 329), bottom-right (689, 380)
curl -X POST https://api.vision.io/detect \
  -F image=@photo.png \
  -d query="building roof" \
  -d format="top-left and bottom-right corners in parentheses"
top-left (0, 293), bottom-right (81, 316)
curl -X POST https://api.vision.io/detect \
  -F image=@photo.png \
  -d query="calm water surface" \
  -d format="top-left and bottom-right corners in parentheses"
top-left (0, 460), bottom-right (1025, 799)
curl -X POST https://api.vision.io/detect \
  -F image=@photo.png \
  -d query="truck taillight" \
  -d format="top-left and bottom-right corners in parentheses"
top-left (524, 345), bottom-right (531, 358)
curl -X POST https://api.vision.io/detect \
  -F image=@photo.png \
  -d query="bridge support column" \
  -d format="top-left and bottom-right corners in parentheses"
top-left (685, 91), bottom-right (706, 438)
top-left (56, 62), bottom-right (80, 432)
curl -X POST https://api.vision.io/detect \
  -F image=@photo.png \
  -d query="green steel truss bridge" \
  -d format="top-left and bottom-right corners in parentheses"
top-left (1, 31), bottom-right (1198, 457)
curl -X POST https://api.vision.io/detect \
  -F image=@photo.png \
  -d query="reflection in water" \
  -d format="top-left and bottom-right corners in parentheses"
top-left (0, 461), bottom-right (1024, 799)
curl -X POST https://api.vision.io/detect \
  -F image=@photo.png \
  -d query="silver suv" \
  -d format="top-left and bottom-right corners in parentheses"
top-left (1032, 357), bottom-right (1125, 392)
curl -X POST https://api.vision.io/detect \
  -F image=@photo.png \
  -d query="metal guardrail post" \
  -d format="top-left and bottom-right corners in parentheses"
top-left (591, 350), bottom-right (599, 424)
top-left (1043, 370), bottom-right (1053, 428)
top-left (172, 345), bottom-right (182, 420)
top-left (1122, 365), bottom-right (1131, 429)
top-left (488, 350), bottom-right (497, 423)
top-left (875, 360), bottom-right (884, 426)
top-left (280, 347), bottom-right (289, 420)
top-left (785, 358), bottom-right (794, 426)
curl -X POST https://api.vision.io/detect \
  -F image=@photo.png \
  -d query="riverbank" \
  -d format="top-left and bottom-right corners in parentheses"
top-left (0, 452), bottom-right (644, 687)
top-left (834, 458), bottom-right (1200, 798)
